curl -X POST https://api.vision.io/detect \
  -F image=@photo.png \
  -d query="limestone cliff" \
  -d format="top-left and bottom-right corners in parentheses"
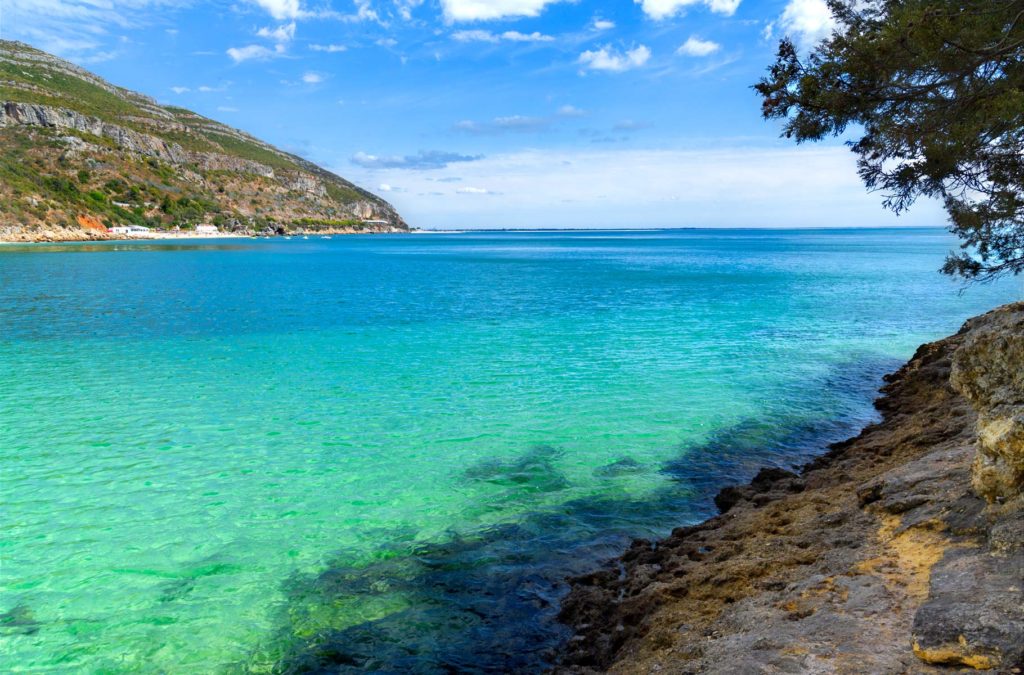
top-left (559, 303), bottom-right (1023, 673)
top-left (0, 40), bottom-right (407, 240)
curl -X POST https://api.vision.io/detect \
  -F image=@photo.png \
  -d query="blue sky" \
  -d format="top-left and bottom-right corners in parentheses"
top-left (5, 0), bottom-right (946, 229)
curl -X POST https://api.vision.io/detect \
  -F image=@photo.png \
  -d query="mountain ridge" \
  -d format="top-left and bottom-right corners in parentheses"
top-left (0, 40), bottom-right (407, 240)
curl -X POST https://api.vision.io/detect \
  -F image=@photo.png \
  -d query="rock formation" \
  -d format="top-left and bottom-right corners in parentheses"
top-left (951, 305), bottom-right (1024, 502)
top-left (558, 303), bottom-right (1024, 673)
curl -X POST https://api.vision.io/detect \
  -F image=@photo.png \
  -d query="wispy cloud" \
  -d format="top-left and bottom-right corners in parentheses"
top-left (309, 43), bottom-right (347, 52)
top-left (170, 85), bottom-right (190, 94)
top-left (301, 71), bottom-right (323, 83)
top-left (455, 115), bottom-right (551, 134)
top-left (256, 22), bottom-right (295, 42)
top-left (352, 150), bottom-right (484, 170)
top-left (452, 29), bottom-right (554, 43)
top-left (557, 104), bottom-right (587, 117)
top-left (578, 45), bottom-right (650, 73)
top-left (3, 0), bottom-right (190, 62)
top-left (227, 43), bottom-right (285, 63)
top-left (349, 146), bottom-right (945, 229)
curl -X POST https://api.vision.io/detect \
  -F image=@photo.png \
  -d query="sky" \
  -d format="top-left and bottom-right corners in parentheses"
top-left (3, 0), bottom-right (947, 229)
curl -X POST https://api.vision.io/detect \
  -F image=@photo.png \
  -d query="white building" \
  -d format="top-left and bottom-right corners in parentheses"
top-left (195, 224), bottom-right (219, 234)
top-left (109, 226), bottom-right (131, 235)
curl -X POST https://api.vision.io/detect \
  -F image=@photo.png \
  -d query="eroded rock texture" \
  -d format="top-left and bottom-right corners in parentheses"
top-left (951, 305), bottom-right (1024, 502)
top-left (558, 303), bottom-right (1024, 674)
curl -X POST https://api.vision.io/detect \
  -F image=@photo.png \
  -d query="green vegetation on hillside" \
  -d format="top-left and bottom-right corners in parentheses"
top-left (0, 39), bottom-right (404, 236)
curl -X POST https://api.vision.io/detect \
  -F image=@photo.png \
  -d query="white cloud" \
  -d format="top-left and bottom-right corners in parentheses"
top-left (394, 0), bottom-right (423, 20)
top-left (350, 0), bottom-right (380, 23)
top-left (256, 22), bottom-right (295, 42)
top-left (778, 0), bottom-right (836, 49)
top-left (170, 86), bottom-right (189, 94)
top-left (456, 186), bottom-right (490, 194)
top-left (379, 183), bottom-right (394, 191)
top-left (635, 0), bottom-right (741, 20)
top-left (592, 18), bottom-right (615, 30)
top-left (440, 0), bottom-right (567, 22)
top-left (346, 146), bottom-right (946, 229)
top-left (452, 29), bottom-right (498, 42)
top-left (217, 105), bottom-right (239, 112)
top-left (677, 36), bottom-right (720, 56)
top-left (301, 71), bottom-right (323, 83)
top-left (310, 43), bottom-right (348, 52)
top-left (376, 37), bottom-right (398, 47)
top-left (578, 45), bottom-right (650, 73)
top-left (251, 0), bottom-right (301, 20)
top-left (227, 43), bottom-right (285, 62)
top-left (557, 104), bottom-right (587, 117)
top-left (502, 30), bottom-right (554, 42)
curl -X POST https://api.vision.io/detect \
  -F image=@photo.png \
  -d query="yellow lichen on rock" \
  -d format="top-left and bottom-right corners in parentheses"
top-left (874, 514), bottom-right (951, 601)
top-left (912, 635), bottom-right (995, 670)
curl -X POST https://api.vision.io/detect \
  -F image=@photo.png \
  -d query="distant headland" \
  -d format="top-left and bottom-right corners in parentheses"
top-left (0, 41), bottom-right (407, 243)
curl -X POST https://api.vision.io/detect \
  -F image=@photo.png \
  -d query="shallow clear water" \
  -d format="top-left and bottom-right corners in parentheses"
top-left (1, 229), bottom-right (1019, 672)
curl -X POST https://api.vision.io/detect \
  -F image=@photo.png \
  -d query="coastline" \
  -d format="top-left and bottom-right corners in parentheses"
top-left (558, 303), bottom-right (1024, 673)
top-left (0, 226), bottom-right (409, 244)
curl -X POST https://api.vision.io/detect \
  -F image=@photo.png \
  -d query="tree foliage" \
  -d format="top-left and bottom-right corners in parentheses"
top-left (756, 0), bottom-right (1024, 281)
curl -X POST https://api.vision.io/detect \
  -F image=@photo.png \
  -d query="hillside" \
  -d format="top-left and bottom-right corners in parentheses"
top-left (0, 41), bottom-right (407, 240)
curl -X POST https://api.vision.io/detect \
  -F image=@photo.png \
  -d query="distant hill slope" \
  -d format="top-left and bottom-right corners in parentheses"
top-left (0, 40), bottom-right (407, 240)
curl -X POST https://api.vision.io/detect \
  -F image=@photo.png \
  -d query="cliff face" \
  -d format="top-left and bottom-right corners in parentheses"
top-left (951, 307), bottom-right (1024, 502)
top-left (558, 303), bottom-right (1024, 673)
top-left (0, 41), bottom-right (406, 240)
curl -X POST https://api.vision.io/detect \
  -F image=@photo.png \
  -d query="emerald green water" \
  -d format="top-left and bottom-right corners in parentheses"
top-left (1, 229), bottom-right (1019, 672)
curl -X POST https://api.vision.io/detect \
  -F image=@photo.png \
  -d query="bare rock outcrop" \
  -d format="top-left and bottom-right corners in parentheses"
top-left (558, 303), bottom-right (1024, 674)
top-left (1, 102), bottom-right (190, 164)
top-left (951, 305), bottom-right (1024, 502)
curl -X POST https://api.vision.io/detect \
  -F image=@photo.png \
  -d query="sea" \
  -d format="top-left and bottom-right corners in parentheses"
top-left (1, 228), bottom-right (1019, 672)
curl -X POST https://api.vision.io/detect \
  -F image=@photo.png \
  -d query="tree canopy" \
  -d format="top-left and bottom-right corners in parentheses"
top-left (755, 0), bottom-right (1024, 281)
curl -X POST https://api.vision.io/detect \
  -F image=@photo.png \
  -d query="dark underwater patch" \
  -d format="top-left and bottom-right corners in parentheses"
top-left (1, 604), bottom-right (40, 636)
top-left (261, 355), bottom-right (901, 673)
top-left (594, 456), bottom-right (644, 477)
top-left (463, 444), bottom-right (569, 495)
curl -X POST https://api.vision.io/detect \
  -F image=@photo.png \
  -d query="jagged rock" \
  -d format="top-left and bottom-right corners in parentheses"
top-left (950, 303), bottom-right (1024, 502)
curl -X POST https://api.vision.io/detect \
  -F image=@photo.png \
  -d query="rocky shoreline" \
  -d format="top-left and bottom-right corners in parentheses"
top-left (558, 303), bottom-right (1023, 673)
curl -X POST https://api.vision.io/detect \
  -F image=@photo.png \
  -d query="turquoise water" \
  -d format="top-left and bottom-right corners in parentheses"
top-left (1, 229), bottom-right (1019, 672)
